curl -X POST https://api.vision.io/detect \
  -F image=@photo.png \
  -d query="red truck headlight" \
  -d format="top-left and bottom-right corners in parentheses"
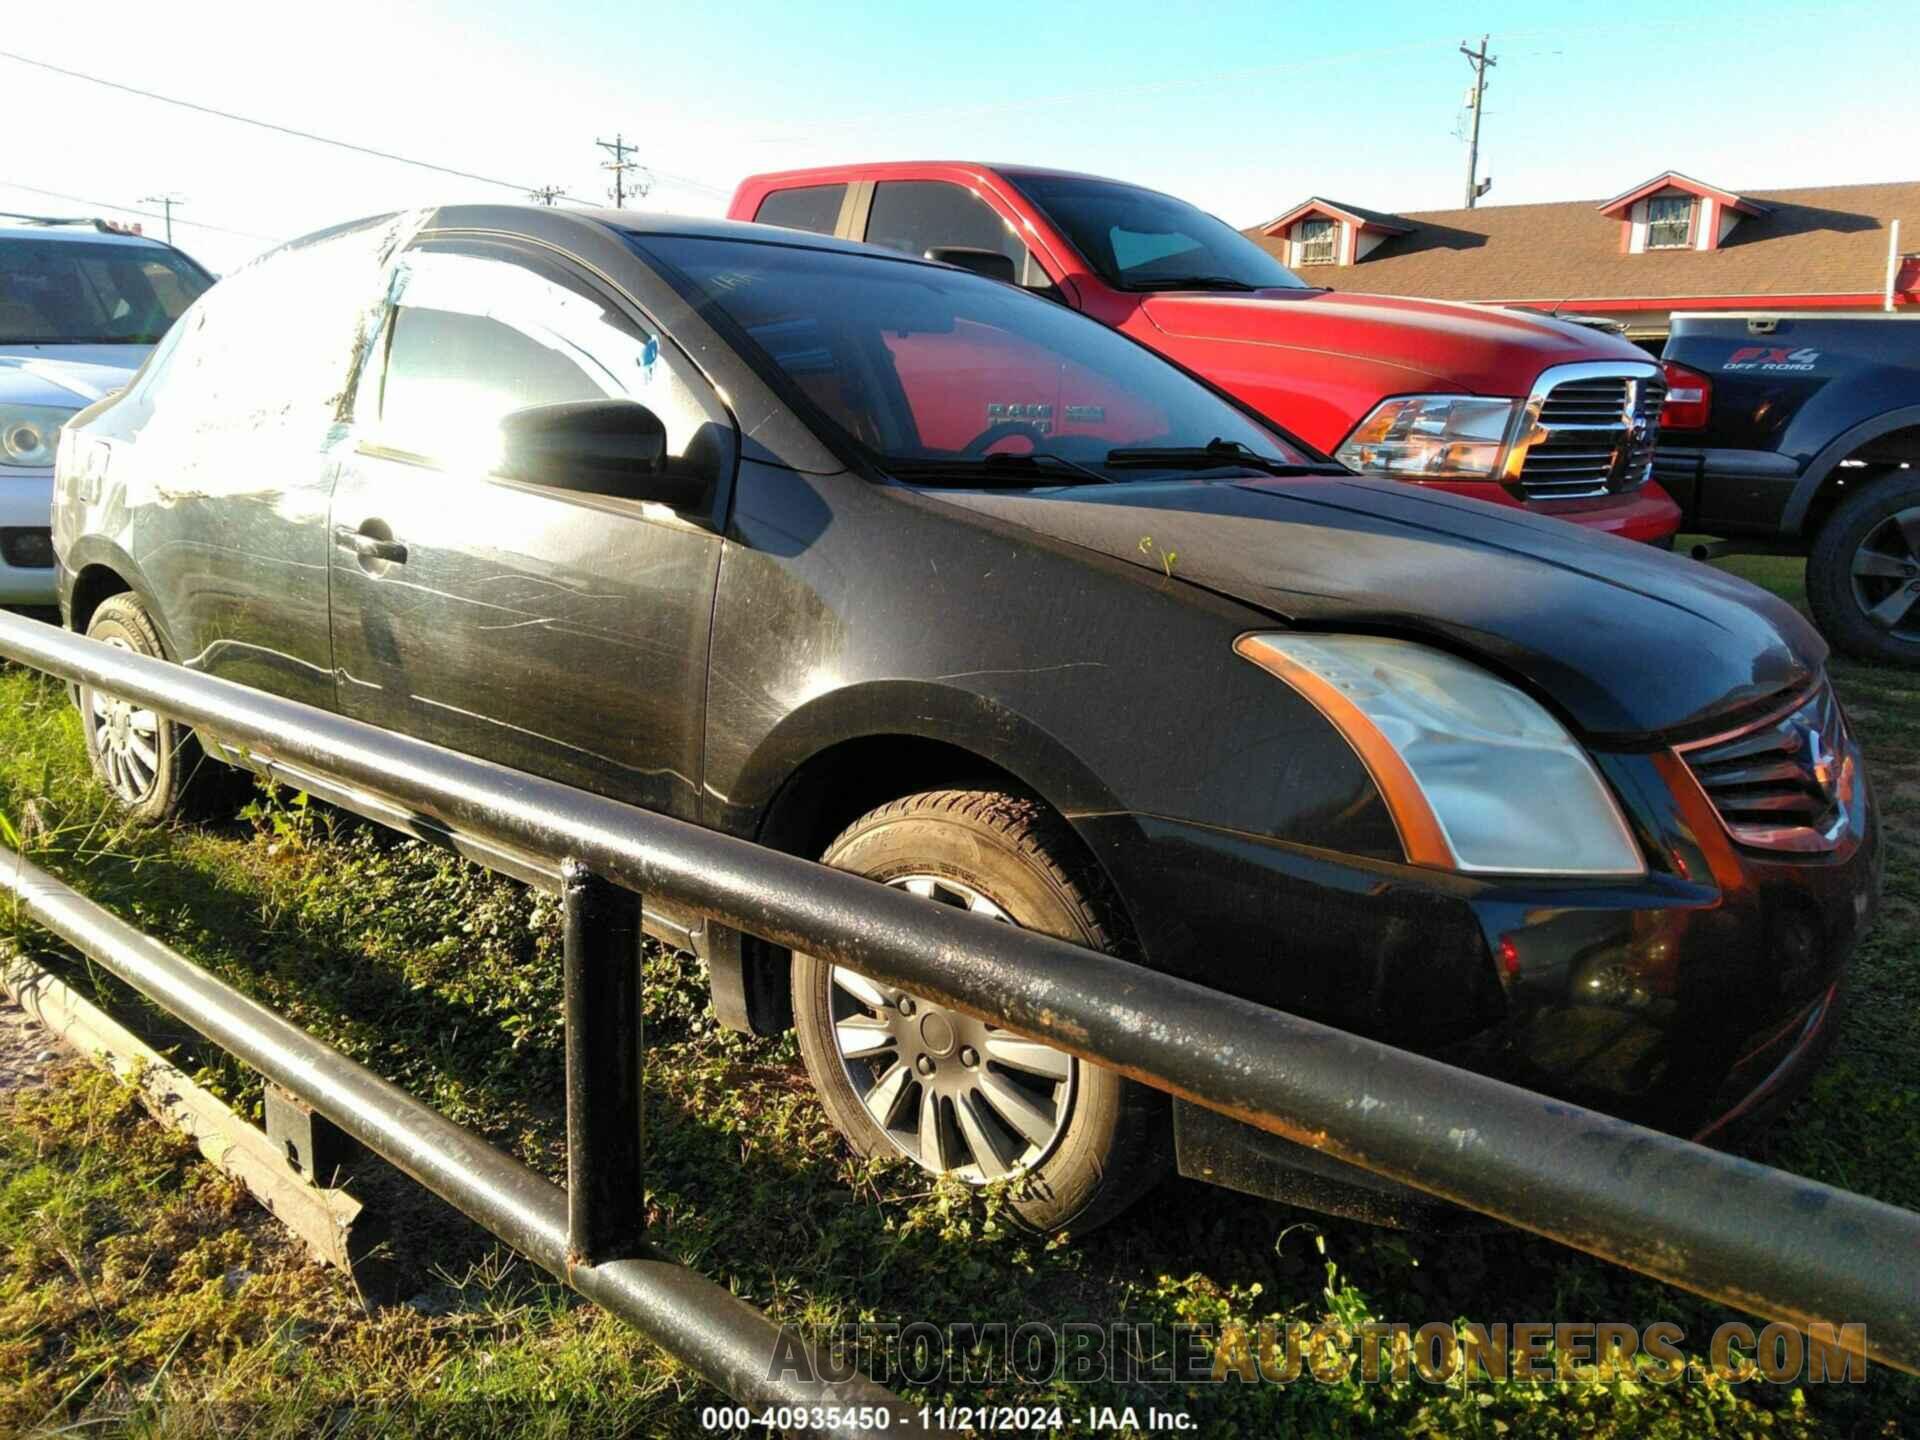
top-left (1335, 395), bottom-right (1518, 481)
top-left (1659, 361), bottom-right (1712, 430)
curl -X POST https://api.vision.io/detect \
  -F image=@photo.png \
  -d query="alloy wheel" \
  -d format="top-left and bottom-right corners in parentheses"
top-left (1848, 504), bottom-right (1920, 641)
top-left (85, 637), bottom-right (162, 804)
top-left (828, 875), bottom-right (1076, 1183)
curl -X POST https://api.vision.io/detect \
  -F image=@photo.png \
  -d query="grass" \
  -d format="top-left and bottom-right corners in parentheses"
top-left (1, 544), bottom-right (1917, 1437)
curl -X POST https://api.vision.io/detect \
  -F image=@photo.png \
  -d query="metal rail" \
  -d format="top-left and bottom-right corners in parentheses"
top-left (0, 845), bottom-right (911, 1433)
top-left (2, 608), bottom-right (1917, 1379)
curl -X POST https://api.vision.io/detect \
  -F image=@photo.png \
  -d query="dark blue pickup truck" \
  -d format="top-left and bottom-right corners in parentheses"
top-left (1655, 312), bottom-right (1920, 665)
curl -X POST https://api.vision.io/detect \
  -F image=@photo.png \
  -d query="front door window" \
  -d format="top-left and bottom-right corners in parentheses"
top-left (865, 181), bottom-right (1046, 288)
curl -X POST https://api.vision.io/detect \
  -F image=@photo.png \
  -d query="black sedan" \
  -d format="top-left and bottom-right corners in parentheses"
top-left (52, 207), bottom-right (1878, 1232)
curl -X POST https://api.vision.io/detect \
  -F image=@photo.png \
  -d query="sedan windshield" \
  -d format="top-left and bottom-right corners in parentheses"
top-left (0, 238), bottom-right (212, 345)
top-left (631, 234), bottom-right (1319, 480)
top-left (1002, 173), bottom-right (1309, 293)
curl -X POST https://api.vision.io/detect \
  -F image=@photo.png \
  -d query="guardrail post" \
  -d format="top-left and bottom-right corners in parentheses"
top-left (562, 860), bottom-right (646, 1266)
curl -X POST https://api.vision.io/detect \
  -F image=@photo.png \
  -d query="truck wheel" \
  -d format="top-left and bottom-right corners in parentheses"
top-left (791, 789), bottom-right (1171, 1233)
top-left (78, 593), bottom-right (231, 824)
top-left (1807, 470), bottom-right (1920, 666)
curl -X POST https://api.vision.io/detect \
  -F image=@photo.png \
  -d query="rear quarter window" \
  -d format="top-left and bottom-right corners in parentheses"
top-left (753, 185), bottom-right (847, 236)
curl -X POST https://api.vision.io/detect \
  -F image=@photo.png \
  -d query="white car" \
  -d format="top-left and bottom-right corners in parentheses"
top-left (2, 218), bottom-right (213, 606)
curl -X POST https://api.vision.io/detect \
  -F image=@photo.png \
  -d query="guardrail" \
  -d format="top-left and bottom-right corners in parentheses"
top-left (1, 607), bottom-right (1916, 1413)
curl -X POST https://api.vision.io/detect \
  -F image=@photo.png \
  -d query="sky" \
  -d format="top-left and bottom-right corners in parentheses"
top-left (1, 0), bottom-right (1910, 274)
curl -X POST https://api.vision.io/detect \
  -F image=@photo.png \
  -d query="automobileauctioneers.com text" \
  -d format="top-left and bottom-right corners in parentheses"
top-left (763, 1318), bottom-right (1869, 1389)
top-left (703, 1319), bottom-right (1871, 1432)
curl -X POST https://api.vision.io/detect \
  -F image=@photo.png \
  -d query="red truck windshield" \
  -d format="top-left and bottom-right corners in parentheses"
top-left (633, 234), bottom-right (1314, 478)
top-left (1002, 173), bottom-right (1309, 294)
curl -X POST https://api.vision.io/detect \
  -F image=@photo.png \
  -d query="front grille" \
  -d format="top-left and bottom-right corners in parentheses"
top-left (0, 527), bottom-right (55, 570)
top-left (1515, 370), bottom-right (1666, 501)
top-left (1678, 683), bottom-right (1855, 852)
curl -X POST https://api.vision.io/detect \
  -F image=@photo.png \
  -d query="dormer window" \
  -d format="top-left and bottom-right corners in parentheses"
top-left (1599, 172), bottom-right (1765, 254)
top-left (1259, 200), bottom-right (1411, 269)
top-left (1298, 218), bottom-right (1338, 266)
top-left (1646, 195), bottom-right (1693, 249)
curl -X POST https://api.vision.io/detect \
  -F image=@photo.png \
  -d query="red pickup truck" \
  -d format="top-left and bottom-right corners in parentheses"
top-left (729, 163), bottom-right (1682, 544)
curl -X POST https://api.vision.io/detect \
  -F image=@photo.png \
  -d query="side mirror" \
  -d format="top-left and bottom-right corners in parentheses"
top-left (924, 247), bottom-right (1017, 285)
top-left (496, 400), bottom-right (706, 508)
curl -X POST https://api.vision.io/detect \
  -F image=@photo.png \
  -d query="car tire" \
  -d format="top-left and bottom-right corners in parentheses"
top-left (1807, 470), bottom-right (1920, 667)
top-left (791, 788), bottom-right (1172, 1233)
top-left (78, 593), bottom-right (233, 824)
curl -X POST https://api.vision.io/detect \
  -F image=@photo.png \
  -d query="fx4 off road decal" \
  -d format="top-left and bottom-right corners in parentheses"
top-left (1724, 346), bottom-right (1821, 373)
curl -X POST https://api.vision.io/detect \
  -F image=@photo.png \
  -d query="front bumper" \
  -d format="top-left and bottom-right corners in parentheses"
top-left (0, 467), bottom-right (57, 605)
top-left (1416, 477), bottom-right (1683, 544)
top-left (1075, 737), bottom-right (1879, 1148)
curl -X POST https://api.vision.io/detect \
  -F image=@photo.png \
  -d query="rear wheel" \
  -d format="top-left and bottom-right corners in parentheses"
top-left (1807, 471), bottom-right (1920, 666)
top-left (79, 593), bottom-right (230, 824)
top-left (791, 789), bottom-right (1171, 1233)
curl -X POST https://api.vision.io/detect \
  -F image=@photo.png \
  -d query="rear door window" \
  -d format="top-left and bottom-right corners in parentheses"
top-left (864, 181), bottom-right (1048, 288)
top-left (134, 211), bottom-right (420, 439)
top-left (753, 184), bottom-right (847, 236)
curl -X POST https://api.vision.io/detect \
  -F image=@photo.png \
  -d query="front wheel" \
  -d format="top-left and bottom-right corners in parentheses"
top-left (791, 789), bottom-right (1171, 1233)
top-left (1807, 470), bottom-right (1920, 666)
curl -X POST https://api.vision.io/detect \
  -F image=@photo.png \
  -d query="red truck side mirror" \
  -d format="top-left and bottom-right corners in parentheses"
top-left (924, 247), bottom-right (1017, 285)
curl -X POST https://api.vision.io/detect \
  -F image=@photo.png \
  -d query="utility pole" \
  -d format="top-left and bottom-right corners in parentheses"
top-left (140, 192), bottom-right (185, 243)
top-left (1459, 35), bottom-right (1496, 209)
top-left (528, 184), bottom-right (565, 206)
top-left (595, 134), bottom-right (649, 209)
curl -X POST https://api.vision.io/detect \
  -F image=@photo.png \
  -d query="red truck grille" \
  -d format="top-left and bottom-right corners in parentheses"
top-left (1514, 367), bottom-right (1666, 501)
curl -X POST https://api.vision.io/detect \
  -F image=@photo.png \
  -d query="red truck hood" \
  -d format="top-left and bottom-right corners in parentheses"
top-left (1140, 290), bottom-right (1652, 397)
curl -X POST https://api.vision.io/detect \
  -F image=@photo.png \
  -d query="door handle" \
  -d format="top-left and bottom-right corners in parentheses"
top-left (333, 525), bottom-right (408, 565)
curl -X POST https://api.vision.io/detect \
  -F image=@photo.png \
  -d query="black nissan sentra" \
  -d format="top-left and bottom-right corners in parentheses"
top-left (52, 208), bottom-right (1879, 1232)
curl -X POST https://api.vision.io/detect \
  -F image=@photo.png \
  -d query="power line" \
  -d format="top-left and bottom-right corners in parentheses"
top-left (0, 49), bottom-right (615, 205)
top-left (0, 179), bottom-right (280, 242)
top-left (753, 14), bottom-right (1737, 147)
top-left (637, 167), bottom-right (728, 198)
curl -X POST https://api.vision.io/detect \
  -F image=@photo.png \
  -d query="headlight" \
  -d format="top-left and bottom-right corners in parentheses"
top-left (0, 404), bottom-right (77, 468)
top-left (1334, 395), bottom-right (1516, 481)
top-left (1236, 633), bottom-right (1644, 877)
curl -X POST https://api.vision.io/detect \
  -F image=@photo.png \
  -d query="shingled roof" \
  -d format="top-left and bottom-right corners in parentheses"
top-left (1244, 181), bottom-right (1920, 304)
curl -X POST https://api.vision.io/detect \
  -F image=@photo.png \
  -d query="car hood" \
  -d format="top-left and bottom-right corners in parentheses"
top-left (1140, 290), bottom-right (1652, 395)
top-left (0, 345), bottom-right (145, 409)
top-left (920, 475), bottom-right (1822, 739)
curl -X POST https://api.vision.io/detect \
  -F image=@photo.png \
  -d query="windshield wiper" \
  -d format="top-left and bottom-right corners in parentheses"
top-left (889, 452), bottom-right (1114, 486)
top-left (980, 451), bottom-right (1114, 484)
top-left (1122, 276), bottom-right (1263, 292)
top-left (1103, 438), bottom-right (1347, 477)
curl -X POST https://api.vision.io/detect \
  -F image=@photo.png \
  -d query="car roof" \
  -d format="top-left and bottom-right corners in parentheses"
top-left (427, 204), bottom-right (942, 265)
top-left (737, 160), bottom-right (1134, 189)
top-left (0, 222), bottom-right (174, 249)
